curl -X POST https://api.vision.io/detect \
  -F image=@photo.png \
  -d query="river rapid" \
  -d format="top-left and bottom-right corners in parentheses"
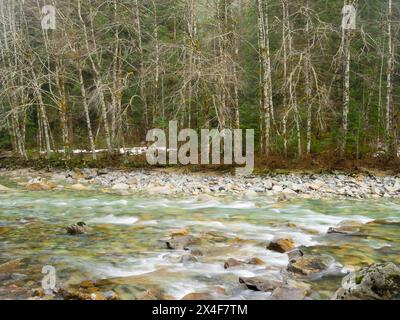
top-left (0, 175), bottom-right (399, 300)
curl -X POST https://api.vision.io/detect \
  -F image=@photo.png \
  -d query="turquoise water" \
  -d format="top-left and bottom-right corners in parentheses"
top-left (0, 177), bottom-right (399, 300)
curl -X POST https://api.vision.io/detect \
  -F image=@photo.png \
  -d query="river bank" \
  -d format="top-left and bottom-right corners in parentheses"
top-left (1, 167), bottom-right (400, 200)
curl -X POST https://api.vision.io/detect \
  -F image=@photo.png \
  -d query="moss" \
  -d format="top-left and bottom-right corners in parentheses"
top-left (355, 275), bottom-right (364, 285)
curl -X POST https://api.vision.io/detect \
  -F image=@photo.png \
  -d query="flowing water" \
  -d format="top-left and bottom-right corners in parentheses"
top-left (0, 176), bottom-right (399, 300)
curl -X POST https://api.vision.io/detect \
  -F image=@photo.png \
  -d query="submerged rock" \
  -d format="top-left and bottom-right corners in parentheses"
top-left (0, 259), bottom-right (22, 273)
top-left (135, 289), bottom-right (165, 300)
top-left (287, 255), bottom-right (331, 276)
top-left (224, 258), bottom-right (246, 269)
top-left (180, 254), bottom-right (198, 264)
top-left (327, 220), bottom-right (363, 235)
top-left (332, 263), bottom-right (400, 300)
top-left (170, 228), bottom-right (189, 237)
top-left (66, 222), bottom-right (88, 235)
top-left (181, 292), bottom-right (213, 300)
top-left (26, 178), bottom-right (55, 191)
top-left (70, 183), bottom-right (88, 191)
top-left (270, 286), bottom-right (307, 300)
top-left (267, 237), bottom-right (295, 253)
top-left (239, 276), bottom-right (282, 292)
top-left (165, 235), bottom-right (199, 250)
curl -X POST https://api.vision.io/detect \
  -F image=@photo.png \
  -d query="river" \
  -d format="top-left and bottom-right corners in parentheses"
top-left (0, 176), bottom-right (399, 300)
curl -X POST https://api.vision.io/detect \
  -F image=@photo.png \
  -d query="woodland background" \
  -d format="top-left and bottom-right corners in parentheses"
top-left (0, 0), bottom-right (399, 164)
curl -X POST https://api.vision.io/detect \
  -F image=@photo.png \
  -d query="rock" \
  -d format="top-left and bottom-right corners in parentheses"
top-left (247, 257), bottom-right (265, 265)
top-left (111, 183), bottom-right (130, 190)
top-left (0, 259), bottom-right (22, 273)
top-left (170, 228), bottom-right (189, 237)
top-left (332, 263), bottom-right (400, 300)
top-left (224, 258), bottom-right (245, 269)
top-left (282, 188), bottom-right (297, 195)
top-left (309, 181), bottom-right (323, 191)
top-left (190, 249), bottom-right (204, 256)
top-left (244, 190), bottom-right (258, 199)
top-left (267, 237), bottom-right (295, 253)
top-left (270, 281), bottom-right (311, 300)
top-left (135, 289), bottom-right (164, 300)
top-left (70, 184), bottom-right (87, 191)
top-left (66, 222), bottom-right (88, 235)
top-left (102, 290), bottom-right (119, 300)
top-left (10, 273), bottom-right (27, 281)
top-left (287, 249), bottom-right (304, 262)
top-left (165, 235), bottom-right (199, 250)
top-left (26, 178), bottom-right (55, 191)
top-left (181, 292), bottom-right (213, 300)
top-left (0, 184), bottom-right (14, 192)
top-left (180, 254), bottom-right (198, 264)
top-left (61, 288), bottom-right (109, 300)
top-left (287, 255), bottom-right (331, 276)
top-left (239, 276), bottom-right (282, 292)
top-left (327, 220), bottom-right (363, 235)
top-left (71, 170), bottom-right (85, 180)
top-left (272, 185), bottom-right (284, 193)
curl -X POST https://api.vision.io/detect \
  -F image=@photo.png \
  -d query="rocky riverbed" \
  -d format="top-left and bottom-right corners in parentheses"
top-left (0, 168), bottom-right (399, 300)
top-left (1, 167), bottom-right (400, 200)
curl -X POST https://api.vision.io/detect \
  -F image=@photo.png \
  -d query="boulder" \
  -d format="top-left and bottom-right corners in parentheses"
top-left (239, 276), bottom-right (282, 292)
top-left (26, 178), bottom-right (55, 191)
top-left (224, 258), bottom-right (245, 269)
top-left (327, 220), bottom-right (363, 235)
top-left (287, 255), bottom-right (331, 276)
top-left (267, 237), bottom-right (295, 253)
top-left (0, 259), bottom-right (22, 273)
top-left (332, 263), bottom-right (400, 300)
top-left (70, 184), bottom-right (88, 191)
top-left (181, 292), bottom-right (213, 300)
top-left (270, 286), bottom-right (307, 300)
top-left (66, 222), bottom-right (88, 235)
top-left (180, 254), bottom-right (198, 264)
top-left (247, 257), bottom-right (265, 265)
top-left (111, 183), bottom-right (130, 191)
top-left (165, 235), bottom-right (199, 250)
top-left (170, 228), bottom-right (189, 237)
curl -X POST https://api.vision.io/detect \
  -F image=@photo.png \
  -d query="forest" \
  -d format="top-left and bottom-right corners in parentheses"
top-left (0, 0), bottom-right (399, 162)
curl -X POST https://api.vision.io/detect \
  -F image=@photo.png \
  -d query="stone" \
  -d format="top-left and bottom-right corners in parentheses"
top-left (70, 184), bottom-right (88, 191)
top-left (332, 263), bottom-right (400, 300)
top-left (267, 237), bottom-right (295, 253)
top-left (239, 276), bottom-right (282, 292)
top-left (111, 183), bottom-right (130, 190)
top-left (270, 286), bottom-right (307, 300)
top-left (282, 188), bottom-right (297, 195)
top-left (0, 259), bottom-right (22, 273)
top-left (181, 292), bottom-right (213, 300)
top-left (327, 220), bottom-right (363, 235)
top-left (135, 289), bottom-right (164, 300)
top-left (0, 184), bottom-right (14, 192)
top-left (287, 255), bottom-right (331, 276)
top-left (165, 235), bottom-right (199, 250)
top-left (224, 258), bottom-right (245, 269)
top-left (272, 185), bottom-right (284, 193)
top-left (180, 254), bottom-right (198, 264)
top-left (26, 179), bottom-right (55, 191)
top-left (170, 228), bottom-right (189, 237)
top-left (247, 257), bottom-right (265, 265)
top-left (67, 222), bottom-right (88, 235)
